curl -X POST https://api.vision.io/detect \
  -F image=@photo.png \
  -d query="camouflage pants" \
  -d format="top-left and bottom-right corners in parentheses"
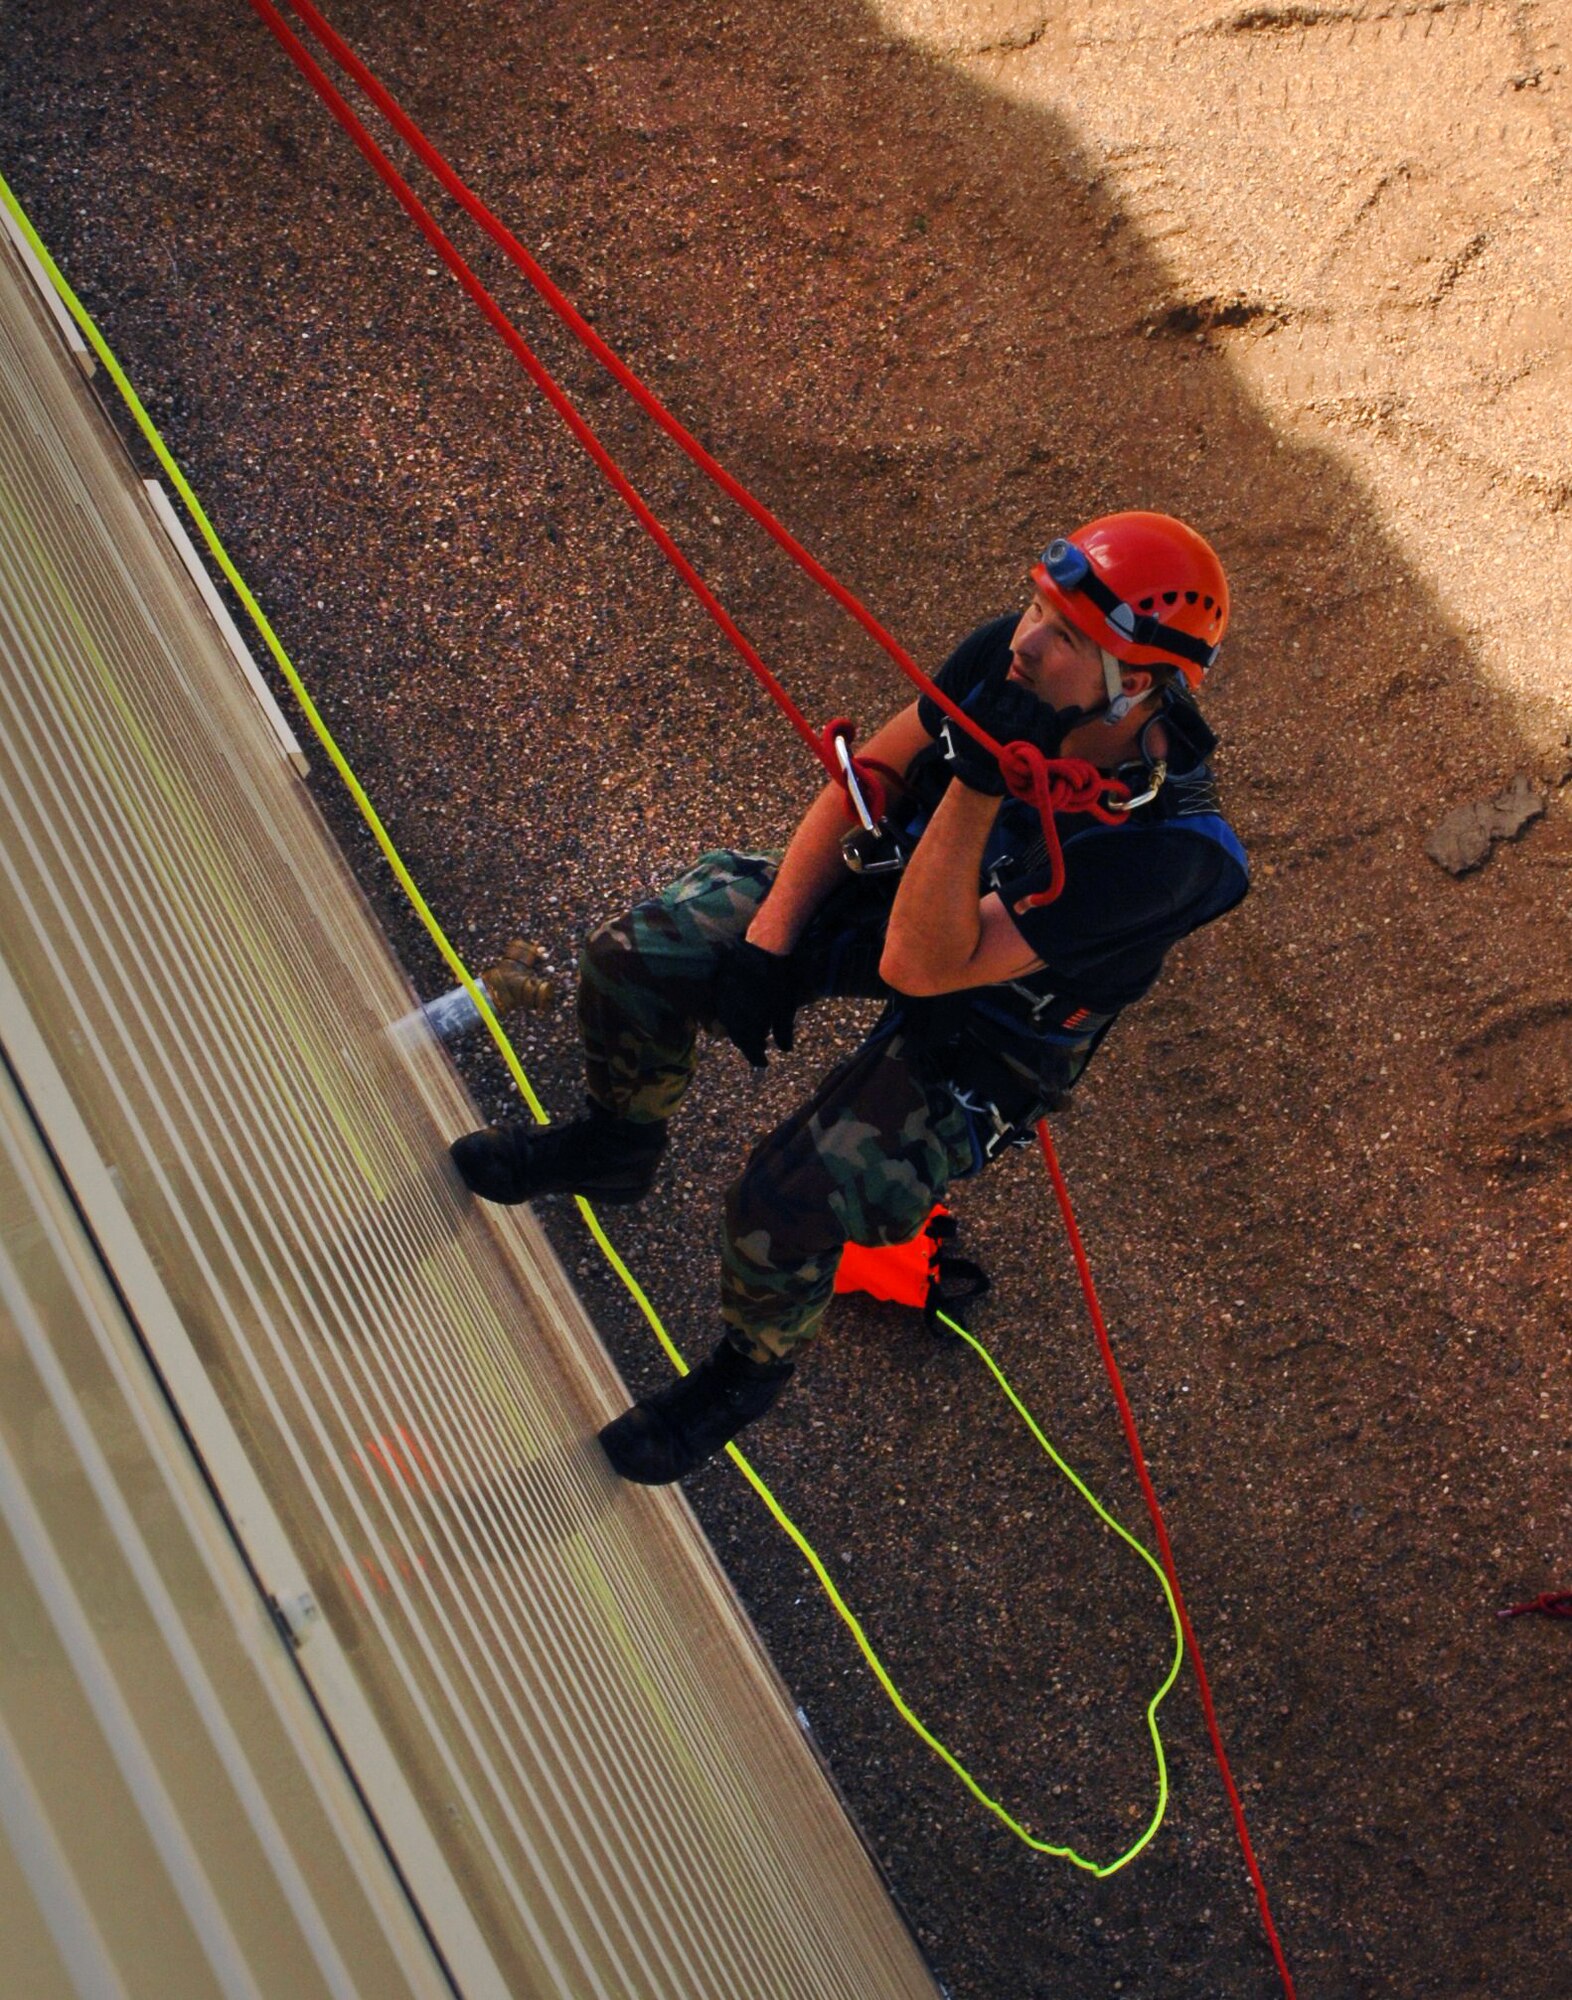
top-left (577, 850), bottom-right (976, 1363)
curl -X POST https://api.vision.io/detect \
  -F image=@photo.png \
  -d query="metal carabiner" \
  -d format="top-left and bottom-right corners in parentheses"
top-left (950, 1084), bottom-right (1015, 1159)
top-left (834, 731), bottom-right (879, 834)
top-left (1108, 759), bottom-right (1167, 813)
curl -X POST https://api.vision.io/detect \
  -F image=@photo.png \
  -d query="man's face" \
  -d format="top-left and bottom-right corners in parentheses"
top-left (1007, 587), bottom-right (1107, 709)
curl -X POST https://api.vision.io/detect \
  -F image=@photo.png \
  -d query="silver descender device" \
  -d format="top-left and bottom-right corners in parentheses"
top-left (835, 734), bottom-right (910, 876)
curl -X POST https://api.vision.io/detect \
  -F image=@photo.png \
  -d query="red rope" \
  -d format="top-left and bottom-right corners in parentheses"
top-left (280, 0), bottom-right (963, 723)
top-left (1036, 1122), bottom-right (1297, 1998)
top-left (1498, 1591), bottom-right (1572, 1620)
top-left (243, 0), bottom-right (857, 784)
top-left (263, 0), bottom-right (1113, 877)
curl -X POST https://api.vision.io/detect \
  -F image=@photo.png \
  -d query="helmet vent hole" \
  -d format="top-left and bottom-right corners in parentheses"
top-left (1202, 596), bottom-right (1214, 610)
top-left (1138, 596), bottom-right (1155, 611)
top-left (1162, 590), bottom-right (1178, 606)
top-left (1185, 590), bottom-right (1198, 604)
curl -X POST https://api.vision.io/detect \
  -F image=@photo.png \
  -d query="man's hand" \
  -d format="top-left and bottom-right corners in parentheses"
top-left (713, 939), bottom-right (799, 1068)
top-left (937, 680), bottom-right (1064, 795)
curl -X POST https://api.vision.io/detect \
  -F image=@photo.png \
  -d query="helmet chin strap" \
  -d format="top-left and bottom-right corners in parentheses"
top-left (1041, 654), bottom-right (1161, 738)
top-left (1096, 648), bottom-right (1155, 727)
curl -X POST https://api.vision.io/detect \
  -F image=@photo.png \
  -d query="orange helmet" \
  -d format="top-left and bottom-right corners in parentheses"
top-left (1030, 510), bottom-right (1229, 694)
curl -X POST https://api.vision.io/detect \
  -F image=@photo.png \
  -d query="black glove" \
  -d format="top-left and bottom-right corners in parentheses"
top-left (713, 939), bottom-right (799, 1068)
top-left (936, 679), bottom-right (1064, 795)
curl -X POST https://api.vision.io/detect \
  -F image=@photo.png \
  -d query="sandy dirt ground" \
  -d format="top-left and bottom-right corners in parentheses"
top-left (3, 2), bottom-right (1569, 1995)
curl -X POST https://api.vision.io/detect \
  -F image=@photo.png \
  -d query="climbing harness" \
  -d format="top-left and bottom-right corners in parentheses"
top-left (866, 736), bottom-right (1248, 1157)
top-left (0, 22), bottom-right (1299, 1983)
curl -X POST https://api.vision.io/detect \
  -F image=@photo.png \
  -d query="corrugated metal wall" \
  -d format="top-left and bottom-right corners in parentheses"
top-left (0, 1051), bottom-right (454, 2000)
top-left (0, 230), bottom-right (939, 2000)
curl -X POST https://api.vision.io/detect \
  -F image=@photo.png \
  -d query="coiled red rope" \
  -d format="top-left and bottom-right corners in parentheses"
top-left (244, 5), bottom-right (1296, 1988)
top-left (1002, 748), bottom-right (1129, 907)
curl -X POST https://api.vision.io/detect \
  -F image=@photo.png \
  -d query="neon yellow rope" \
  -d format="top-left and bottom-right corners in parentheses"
top-left (1, 168), bottom-right (1180, 1871)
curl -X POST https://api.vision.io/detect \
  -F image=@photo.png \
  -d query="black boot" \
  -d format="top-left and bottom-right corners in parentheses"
top-left (599, 1337), bottom-right (796, 1484)
top-left (449, 1103), bottom-right (667, 1206)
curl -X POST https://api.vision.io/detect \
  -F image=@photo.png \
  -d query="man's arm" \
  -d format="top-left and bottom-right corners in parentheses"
top-left (745, 702), bottom-right (933, 954)
top-left (879, 777), bottom-right (1045, 996)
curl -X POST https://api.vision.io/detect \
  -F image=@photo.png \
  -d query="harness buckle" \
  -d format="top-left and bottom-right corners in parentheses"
top-left (840, 822), bottom-right (909, 875)
top-left (949, 1085), bottom-right (1030, 1161)
top-left (1004, 980), bottom-right (1062, 1022)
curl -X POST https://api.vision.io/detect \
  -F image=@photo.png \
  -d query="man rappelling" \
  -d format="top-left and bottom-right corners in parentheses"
top-left (451, 510), bottom-right (1248, 1483)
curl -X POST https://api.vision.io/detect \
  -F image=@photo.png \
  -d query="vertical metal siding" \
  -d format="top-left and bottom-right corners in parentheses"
top-left (0, 231), bottom-right (938, 1999)
top-left (0, 1063), bottom-right (455, 2000)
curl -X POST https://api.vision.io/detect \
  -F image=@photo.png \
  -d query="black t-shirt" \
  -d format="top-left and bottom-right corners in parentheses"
top-left (909, 615), bottom-right (1247, 1013)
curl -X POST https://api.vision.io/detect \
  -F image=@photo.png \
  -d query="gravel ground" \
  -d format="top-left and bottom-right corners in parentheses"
top-left (4, 3), bottom-right (1569, 1996)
